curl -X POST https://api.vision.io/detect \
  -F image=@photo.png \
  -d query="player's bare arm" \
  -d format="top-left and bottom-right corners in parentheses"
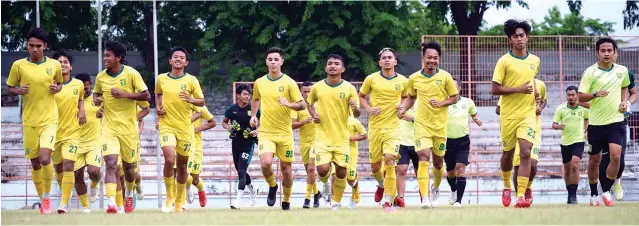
top-left (307, 103), bottom-right (320, 123)
top-left (77, 95), bottom-right (86, 125)
top-left (619, 87), bottom-right (629, 113)
top-left (179, 91), bottom-right (205, 107)
top-left (495, 106), bottom-right (501, 115)
top-left (431, 94), bottom-right (459, 108)
top-left (537, 98), bottom-right (547, 115)
top-left (628, 86), bottom-right (637, 104)
top-left (250, 99), bottom-right (260, 127)
top-left (222, 117), bottom-right (231, 131)
top-left (471, 113), bottom-right (482, 126)
top-left (400, 111), bottom-right (414, 122)
top-left (350, 133), bottom-right (368, 142)
top-left (49, 81), bottom-right (63, 94)
top-left (292, 117), bottom-right (312, 129)
top-left (552, 122), bottom-right (565, 130)
top-left (278, 97), bottom-right (305, 111)
top-left (191, 111), bottom-right (203, 122)
top-left (7, 83), bottom-right (30, 96)
top-left (578, 89), bottom-right (608, 102)
top-left (359, 92), bottom-right (381, 116)
top-left (195, 118), bottom-right (216, 133)
top-left (138, 106), bottom-right (150, 121)
top-left (155, 93), bottom-right (166, 116)
top-left (491, 81), bottom-right (533, 95)
top-left (349, 98), bottom-right (361, 117)
top-left (398, 95), bottom-right (416, 118)
top-left (93, 93), bottom-right (103, 106)
top-left (111, 88), bottom-right (150, 101)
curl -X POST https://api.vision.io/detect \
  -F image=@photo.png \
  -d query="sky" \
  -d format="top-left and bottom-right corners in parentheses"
top-left (482, 0), bottom-right (639, 36)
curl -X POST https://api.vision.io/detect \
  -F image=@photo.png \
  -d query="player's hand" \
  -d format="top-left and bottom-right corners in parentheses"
top-left (304, 116), bottom-right (314, 124)
top-left (473, 117), bottom-right (482, 126)
top-left (396, 105), bottom-right (406, 118)
top-left (430, 99), bottom-right (443, 108)
top-left (19, 83), bottom-right (30, 95)
top-left (179, 91), bottom-right (192, 103)
top-left (96, 106), bottom-right (104, 118)
top-left (518, 81), bottom-right (533, 94)
top-left (584, 130), bottom-right (588, 139)
top-left (349, 98), bottom-right (357, 108)
top-left (558, 124), bottom-right (565, 130)
top-left (369, 106), bottom-right (382, 116)
top-left (49, 81), bottom-right (59, 94)
top-left (78, 110), bottom-right (87, 125)
top-left (110, 88), bottom-right (129, 98)
top-left (595, 89), bottom-right (609, 98)
top-left (250, 116), bottom-right (259, 128)
top-left (619, 101), bottom-right (628, 113)
top-left (250, 130), bottom-right (258, 137)
top-left (536, 107), bottom-right (542, 116)
top-left (156, 105), bottom-right (167, 117)
top-left (535, 93), bottom-right (541, 105)
top-left (278, 97), bottom-right (290, 107)
top-left (349, 136), bottom-right (357, 142)
top-left (312, 114), bottom-right (321, 123)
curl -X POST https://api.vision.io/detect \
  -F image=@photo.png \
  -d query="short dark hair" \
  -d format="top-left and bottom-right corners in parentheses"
top-left (301, 81), bottom-right (313, 87)
top-left (326, 54), bottom-right (346, 65)
top-left (75, 72), bottom-right (91, 83)
top-left (566, 86), bottom-right (578, 93)
top-left (27, 28), bottom-right (48, 43)
top-left (236, 84), bottom-right (251, 95)
top-left (105, 41), bottom-right (127, 63)
top-left (170, 47), bottom-right (189, 60)
top-left (504, 19), bottom-right (532, 38)
top-left (421, 41), bottom-right (442, 56)
top-left (266, 47), bottom-right (284, 58)
top-left (378, 47), bottom-right (396, 60)
top-left (595, 37), bottom-right (618, 52)
top-left (52, 49), bottom-right (74, 64)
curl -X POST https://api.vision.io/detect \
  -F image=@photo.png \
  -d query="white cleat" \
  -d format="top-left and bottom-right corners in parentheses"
top-left (430, 184), bottom-right (440, 208)
top-left (186, 189), bottom-right (195, 204)
top-left (161, 203), bottom-right (173, 213)
top-left (89, 187), bottom-right (99, 203)
top-left (230, 200), bottom-right (240, 209)
top-left (57, 204), bottom-right (71, 214)
top-left (136, 184), bottom-right (144, 201)
top-left (250, 188), bottom-right (258, 206)
top-left (117, 207), bottom-right (125, 214)
top-left (323, 182), bottom-right (332, 205)
top-left (453, 202), bottom-right (462, 207)
top-left (349, 199), bottom-right (357, 209)
top-left (449, 190), bottom-right (457, 205)
top-left (82, 208), bottom-right (92, 213)
top-left (590, 195), bottom-right (600, 206)
top-left (330, 202), bottom-right (340, 211)
top-left (613, 180), bottom-right (624, 201)
top-left (420, 197), bottom-right (432, 209)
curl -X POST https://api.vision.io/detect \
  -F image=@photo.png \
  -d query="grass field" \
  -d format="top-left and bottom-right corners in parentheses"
top-left (3, 203), bottom-right (638, 225)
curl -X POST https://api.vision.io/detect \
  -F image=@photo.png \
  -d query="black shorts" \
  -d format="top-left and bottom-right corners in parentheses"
top-left (560, 142), bottom-right (585, 164)
top-left (398, 145), bottom-right (419, 170)
top-left (444, 135), bottom-right (470, 172)
top-left (588, 122), bottom-right (625, 155)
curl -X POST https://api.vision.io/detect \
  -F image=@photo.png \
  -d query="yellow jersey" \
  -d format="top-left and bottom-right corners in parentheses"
top-left (6, 57), bottom-right (63, 126)
top-left (193, 105), bottom-right (215, 142)
top-left (81, 93), bottom-right (101, 144)
top-left (155, 72), bottom-right (204, 133)
top-left (308, 79), bottom-right (359, 145)
top-left (348, 116), bottom-right (367, 154)
top-left (252, 74), bottom-right (303, 136)
top-left (359, 71), bottom-right (408, 129)
top-left (498, 78), bottom-right (546, 122)
top-left (94, 65), bottom-right (149, 135)
top-left (492, 51), bottom-right (540, 120)
top-left (405, 68), bottom-right (458, 138)
top-left (292, 107), bottom-right (316, 144)
top-left (55, 78), bottom-right (85, 141)
top-left (399, 104), bottom-right (416, 146)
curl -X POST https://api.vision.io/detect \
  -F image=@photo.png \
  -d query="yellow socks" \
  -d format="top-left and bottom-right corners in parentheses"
top-left (90, 179), bottom-right (99, 189)
top-left (195, 179), bottom-right (204, 192)
top-left (55, 172), bottom-right (64, 190)
top-left (106, 183), bottom-right (117, 198)
top-left (265, 174), bottom-right (276, 187)
top-left (319, 173), bottom-right (330, 184)
top-left (163, 177), bottom-right (175, 202)
top-left (313, 182), bottom-right (318, 194)
top-left (502, 170), bottom-right (513, 189)
top-left (41, 163), bottom-right (53, 197)
top-left (125, 180), bottom-right (135, 196)
top-left (352, 186), bottom-right (360, 203)
top-left (186, 175), bottom-right (193, 189)
top-left (305, 183), bottom-right (313, 199)
top-left (31, 168), bottom-right (43, 199)
top-left (516, 176), bottom-right (529, 198)
top-left (383, 165), bottom-right (396, 200)
top-left (283, 186), bottom-right (292, 202)
top-left (175, 182), bottom-right (186, 210)
top-left (79, 194), bottom-right (90, 208)
top-left (433, 167), bottom-right (445, 189)
top-left (116, 190), bottom-right (123, 208)
top-left (417, 161), bottom-right (430, 199)
top-left (373, 169), bottom-right (384, 186)
top-left (527, 178), bottom-right (534, 188)
top-left (332, 177), bottom-right (347, 203)
top-left (60, 172), bottom-right (74, 205)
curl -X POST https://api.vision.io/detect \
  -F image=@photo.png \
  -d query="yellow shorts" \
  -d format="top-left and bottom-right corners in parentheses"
top-left (103, 133), bottom-right (139, 164)
top-left (500, 117), bottom-right (536, 152)
top-left (257, 133), bottom-right (294, 163)
top-left (73, 141), bottom-right (103, 171)
top-left (513, 117), bottom-right (542, 166)
top-left (159, 129), bottom-right (194, 157)
top-left (300, 141), bottom-right (315, 164)
top-left (22, 124), bottom-right (57, 159)
top-left (187, 140), bottom-right (204, 175)
top-left (347, 148), bottom-right (358, 181)
top-left (368, 128), bottom-right (400, 163)
top-left (52, 139), bottom-right (79, 165)
top-left (314, 142), bottom-right (350, 168)
top-left (415, 136), bottom-right (447, 157)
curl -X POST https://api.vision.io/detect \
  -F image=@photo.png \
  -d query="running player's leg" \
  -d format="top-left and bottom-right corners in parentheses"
top-left (257, 139), bottom-right (278, 206)
top-left (57, 140), bottom-right (79, 213)
top-left (134, 143), bottom-right (143, 200)
top-left (188, 142), bottom-right (206, 207)
top-left (276, 137), bottom-right (295, 210)
top-left (116, 163), bottom-right (125, 213)
top-left (444, 140), bottom-right (457, 205)
top-left (231, 141), bottom-right (245, 209)
top-left (368, 129), bottom-right (385, 203)
top-left (236, 142), bottom-right (254, 208)
top-left (25, 124), bottom-right (57, 214)
top-left (396, 145), bottom-right (412, 207)
top-left (159, 132), bottom-right (177, 212)
top-left (73, 152), bottom-right (90, 212)
top-left (415, 137), bottom-right (435, 208)
top-left (120, 134), bottom-right (142, 213)
top-left (307, 148), bottom-right (321, 208)
top-left (513, 118), bottom-right (535, 208)
top-left (599, 123), bottom-right (624, 206)
top-left (613, 133), bottom-right (626, 200)
top-left (380, 129), bottom-right (400, 209)
top-left (102, 133), bottom-right (122, 213)
top-left (499, 119), bottom-right (517, 207)
top-left (453, 135), bottom-right (470, 206)
top-left (430, 137), bottom-right (447, 207)
top-left (301, 143), bottom-right (317, 208)
top-left (170, 134), bottom-right (192, 212)
top-left (347, 145), bottom-right (359, 208)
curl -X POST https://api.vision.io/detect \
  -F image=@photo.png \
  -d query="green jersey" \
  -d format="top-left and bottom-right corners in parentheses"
top-left (553, 103), bottom-right (589, 145)
top-left (578, 63), bottom-right (631, 126)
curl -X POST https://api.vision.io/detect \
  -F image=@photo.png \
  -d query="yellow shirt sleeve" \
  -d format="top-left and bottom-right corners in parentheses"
top-left (401, 77), bottom-right (409, 97)
top-left (584, 108), bottom-right (589, 119)
top-left (137, 101), bottom-right (150, 109)
top-left (94, 74), bottom-right (103, 94)
top-left (291, 109), bottom-right (298, 120)
top-left (132, 70), bottom-right (148, 93)
top-left (553, 105), bottom-right (562, 123)
top-left (252, 79), bottom-right (261, 100)
top-left (350, 85), bottom-right (360, 107)
top-left (155, 75), bottom-right (163, 94)
top-left (289, 79), bottom-right (303, 103)
top-left (492, 57), bottom-right (506, 85)
top-left (355, 119), bottom-right (367, 135)
top-left (360, 76), bottom-right (372, 95)
top-left (202, 106), bottom-right (214, 121)
top-left (191, 77), bottom-right (204, 99)
top-left (308, 85), bottom-right (317, 106)
top-left (539, 81), bottom-right (547, 101)
top-left (7, 61), bottom-right (20, 87)
top-left (406, 76), bottom-right (416, 97)
top-left (54, 61), bottom-right (63, 84)
top-left (445, 74), bottom-right (458, 97)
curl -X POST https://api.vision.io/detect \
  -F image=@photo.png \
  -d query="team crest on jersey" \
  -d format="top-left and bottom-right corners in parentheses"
top-left (46, 68), bottom-right (53, 75)
top-left (436, 80), bottom-right (442, 86)
top-left (530, 64), bottom-right (536, 71)
top-left (278, 86), bottom-right (284, 92)
top-left (339, 92), bottom-right (345, 99)
top-left (181, 84), bottom-right (187, 91)
top-left (120, 79), bottom-right (126, 86)
top-left (395, 84), bottom-right (401, 90)
top-left (617, 73), bottom-right (622, 79)
top-left (73, 89), bottom-right (78, 95)
top-left (247, 111), bottom-right (252, 116)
